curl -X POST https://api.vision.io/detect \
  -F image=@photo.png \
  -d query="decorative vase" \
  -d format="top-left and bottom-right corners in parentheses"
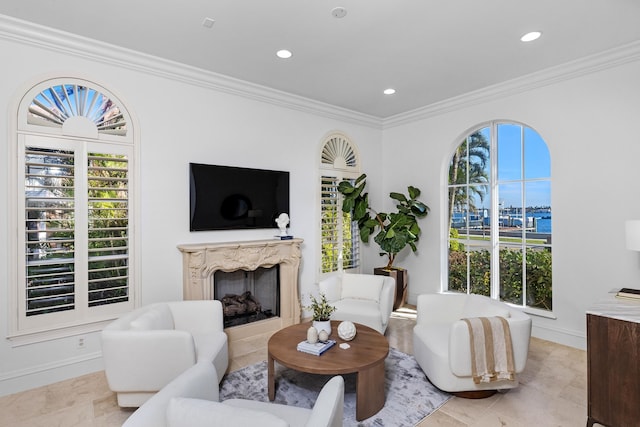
top-left (313, 320), bottom-right (331, 336)
top-left (307, 326), bottom-right (318, 344)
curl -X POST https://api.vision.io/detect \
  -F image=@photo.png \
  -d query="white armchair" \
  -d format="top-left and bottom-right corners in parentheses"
top-left (318, 273), bottom-right (395, 334)
top-left (122, 362), bottom-right (345, 427)
top-left (101, 300), bottom-right (228, 407)
top-left (413, 293), bottom-right (531, 396)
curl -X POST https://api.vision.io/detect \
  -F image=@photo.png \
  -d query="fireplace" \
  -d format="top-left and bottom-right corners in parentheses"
top-left (214, 266), bottom-right (280, 328)
top-left (177, 239), bottom-right (302, 368)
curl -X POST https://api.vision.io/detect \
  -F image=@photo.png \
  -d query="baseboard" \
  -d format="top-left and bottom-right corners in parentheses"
top-left (531, 324), bottom-right (586, 350)
top-left (0, 351), bottom-right (103, 397)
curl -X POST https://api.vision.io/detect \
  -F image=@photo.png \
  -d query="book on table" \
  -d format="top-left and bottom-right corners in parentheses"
top-left (297, 339), bottom-right (336, 356)
top-left (616, 287), bottom-right (640, 300)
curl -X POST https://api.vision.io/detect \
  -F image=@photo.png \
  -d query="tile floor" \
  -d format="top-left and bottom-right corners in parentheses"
top-left (0, 308), bottom-right (589, 426)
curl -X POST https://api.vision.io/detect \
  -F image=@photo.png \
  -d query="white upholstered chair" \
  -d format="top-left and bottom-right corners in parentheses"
top-left (101, 300), bottom-right (228, 407)
top-left (122, 362), bottom-right (345, 427)
top-left (318, 272), bottom-right (395, 334)
top-left (413, 293), bottom-right (532, 396)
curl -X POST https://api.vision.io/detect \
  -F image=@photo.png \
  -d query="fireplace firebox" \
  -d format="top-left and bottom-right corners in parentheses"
top-left (214, 266), bottom-right (280, 328)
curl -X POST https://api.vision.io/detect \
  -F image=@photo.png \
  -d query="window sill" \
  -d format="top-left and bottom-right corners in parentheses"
top-left (521, 306), bottom-right (557, 320)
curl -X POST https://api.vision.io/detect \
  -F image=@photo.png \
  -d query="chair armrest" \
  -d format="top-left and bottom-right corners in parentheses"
top-left (506, 314), bottom-right (532, 372)
top-left (379, 277), bottom-right (395, 322)
top-left (168, 300), bottom-right (224, 334)
top-left (307, 376), bottom-right (344, 427)
top-left (123, 363), bottom-right (220, 427)
top-left (102, 330), bottom-right (196, 391)
top-left (449, 320), bottom-right (473, 376)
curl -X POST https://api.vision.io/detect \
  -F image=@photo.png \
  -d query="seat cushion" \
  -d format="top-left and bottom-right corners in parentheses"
top-left (341, 274), bottom-right (384, 302)
top-left (167, 398), bottom-right (290, 427)
top-left (332, 299), bottom-right (382, 332)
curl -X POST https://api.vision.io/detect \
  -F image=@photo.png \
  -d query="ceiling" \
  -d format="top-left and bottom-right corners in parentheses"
top-left (2, 0), bottom-right (640, 119)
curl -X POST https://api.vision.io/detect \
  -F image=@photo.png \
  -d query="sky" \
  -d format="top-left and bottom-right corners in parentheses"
top-left (471, 124), bottom-right (551, 210)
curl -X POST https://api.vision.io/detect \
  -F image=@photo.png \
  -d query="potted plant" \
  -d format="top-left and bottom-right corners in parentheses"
top-left (306, 293), bottom-right (336, 336)
top-left (338, 173), bottom-right (429, 308)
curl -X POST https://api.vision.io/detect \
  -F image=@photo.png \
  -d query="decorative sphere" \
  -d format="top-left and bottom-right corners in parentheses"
top-left (318, 330), bottom-right (329, 342)
top-left (337, 321), bottom-right (357, 341)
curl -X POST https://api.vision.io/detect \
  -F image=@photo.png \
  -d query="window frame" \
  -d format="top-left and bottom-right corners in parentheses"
top-left (445, 121), bottom-right (553, 316)
top-left (8, 77), bottom-right (139, 343)
top-left (318, 132), bottom-right (361, 277)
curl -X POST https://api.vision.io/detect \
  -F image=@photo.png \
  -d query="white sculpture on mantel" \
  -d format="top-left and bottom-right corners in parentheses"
top-left (276, 212), bottom-right (290, 236)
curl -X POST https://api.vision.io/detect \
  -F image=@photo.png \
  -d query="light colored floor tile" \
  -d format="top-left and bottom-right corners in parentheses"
top-left (0, 313), bottom-right (588, 427)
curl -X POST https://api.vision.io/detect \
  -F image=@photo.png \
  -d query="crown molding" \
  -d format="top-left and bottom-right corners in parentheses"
top-left (0, 14), bottom-right (382, 129)
top-left (2, 14), bottom-right (639, 131)
top-left (383, 40), bottom-right (640, 129)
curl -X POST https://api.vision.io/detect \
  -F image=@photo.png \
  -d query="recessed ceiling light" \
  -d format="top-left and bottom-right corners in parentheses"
top-left (331, 7), bottom-right (347, 19)
top-left (520, 31), bottom-right (542, 42)
top-left (383, 88), bottom-right (396, 95)
top-left (202, 17), bottom-right (215, 28)
top-left (276, 49), bottom-right (293, 59)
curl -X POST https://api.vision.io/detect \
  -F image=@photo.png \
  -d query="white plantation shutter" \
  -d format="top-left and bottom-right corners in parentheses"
top-left (87, 153), bottom-right (129, 307)
top-left (320, 176), bottom-right (359, 273)
top-left (24, 148), bottom-right (76, 316)
top-left (321, 176), bottom-right (340, 273)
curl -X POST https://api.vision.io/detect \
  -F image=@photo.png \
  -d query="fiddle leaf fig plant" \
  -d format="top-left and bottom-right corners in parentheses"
top-left (338, 173), bottom-right (429, 269)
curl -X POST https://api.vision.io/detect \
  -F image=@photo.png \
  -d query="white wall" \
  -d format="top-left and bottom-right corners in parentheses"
top-left (382, 57), bottom-right (640, 349)
top-left (0, 32), bottom-right (383, 395)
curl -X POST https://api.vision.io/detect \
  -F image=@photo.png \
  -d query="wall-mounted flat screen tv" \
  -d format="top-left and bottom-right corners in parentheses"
top-left (189, 163), bottom-right (290, 231)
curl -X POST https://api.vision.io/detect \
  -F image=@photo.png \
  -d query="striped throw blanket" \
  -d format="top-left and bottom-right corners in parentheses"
top-left (462, 316), bottom-right (515, 384)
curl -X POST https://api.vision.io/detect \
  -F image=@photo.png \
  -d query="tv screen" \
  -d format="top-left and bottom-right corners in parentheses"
top-left (189, 163), bottom-right (290, 231)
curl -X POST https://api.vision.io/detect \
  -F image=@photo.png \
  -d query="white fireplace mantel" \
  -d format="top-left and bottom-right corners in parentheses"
top-left (177, 239), bottom-right (303, 363)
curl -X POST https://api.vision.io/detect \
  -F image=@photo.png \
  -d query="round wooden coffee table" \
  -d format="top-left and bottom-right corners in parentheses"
top-left (268, 320), bottom-right (389, 421)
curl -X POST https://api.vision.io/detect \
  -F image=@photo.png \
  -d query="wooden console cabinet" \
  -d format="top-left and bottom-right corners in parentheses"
top-left (586, 297), bottom-right (640, 427)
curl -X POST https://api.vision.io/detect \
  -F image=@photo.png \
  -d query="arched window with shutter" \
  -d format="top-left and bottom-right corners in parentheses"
top-left (319, 132), bottom-right (361, 274)
top-left (10, 78), bottom-right (137, 337)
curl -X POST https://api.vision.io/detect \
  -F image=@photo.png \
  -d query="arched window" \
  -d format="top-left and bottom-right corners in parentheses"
top-left (319, 133), bottom-right (361, 274)
top-left (10, 78), bottom-right (137, 337)
top-left (447, 122), bottom-right (552, 312)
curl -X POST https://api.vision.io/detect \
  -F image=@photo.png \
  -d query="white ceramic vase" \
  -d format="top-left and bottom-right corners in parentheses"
top-left (313, 320), bottom-right (331, 336)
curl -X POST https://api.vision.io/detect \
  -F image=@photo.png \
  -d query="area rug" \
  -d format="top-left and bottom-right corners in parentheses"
top-left (219, 348), bottom-right (450, 426)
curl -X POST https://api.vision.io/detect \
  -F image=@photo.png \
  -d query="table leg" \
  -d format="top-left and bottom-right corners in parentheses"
top-left (268, 354), bottom-right (275, 401)
top-left (355, 360), bottom-right (386, 421)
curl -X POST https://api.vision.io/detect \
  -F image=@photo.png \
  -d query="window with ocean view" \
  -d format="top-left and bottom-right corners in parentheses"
top-left (447, 122), bottom-right (552, 311)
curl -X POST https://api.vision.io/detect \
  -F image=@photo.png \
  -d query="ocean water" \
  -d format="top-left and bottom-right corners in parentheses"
top-left (452, 212), bottom-right (552, 233)
top-left (534, 216), bottom-right (552, 233)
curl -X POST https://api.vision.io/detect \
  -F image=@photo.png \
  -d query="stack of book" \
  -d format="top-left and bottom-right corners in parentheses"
top-left (616, 287), bottom-right (640, 300)
top-left (297, 339), bottom-right (336, 356)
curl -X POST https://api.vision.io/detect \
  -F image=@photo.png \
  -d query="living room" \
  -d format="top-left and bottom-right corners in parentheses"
top-left (1, 2), bottom-right (640, 426)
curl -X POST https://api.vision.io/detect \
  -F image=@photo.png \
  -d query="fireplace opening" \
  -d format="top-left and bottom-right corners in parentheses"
top-left (214, 266), bottom-right (280, 328)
